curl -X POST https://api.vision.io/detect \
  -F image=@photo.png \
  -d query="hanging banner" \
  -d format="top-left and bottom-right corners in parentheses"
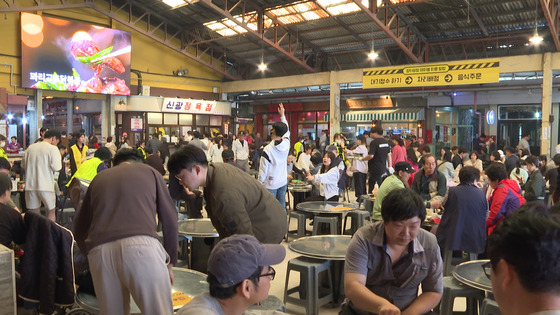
top-left (363, 58), bottom-right (500, 89)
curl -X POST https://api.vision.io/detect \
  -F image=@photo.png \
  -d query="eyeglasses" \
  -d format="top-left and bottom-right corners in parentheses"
top-left (257, 266), bottom-right (276, 281)
top-left (174, 174), bottom-right (182, 181)
top-left (482, 261), bottom-right (492, 279)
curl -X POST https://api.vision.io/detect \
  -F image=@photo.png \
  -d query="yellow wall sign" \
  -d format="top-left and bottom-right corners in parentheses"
top-left (363, 59), bottom-right (500, 89)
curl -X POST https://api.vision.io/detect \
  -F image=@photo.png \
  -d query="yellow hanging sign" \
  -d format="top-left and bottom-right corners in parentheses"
top-left (363, 58), bottom-right (500, 89)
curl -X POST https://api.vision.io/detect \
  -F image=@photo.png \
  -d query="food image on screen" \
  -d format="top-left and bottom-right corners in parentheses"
top-left (21, 13), bottom-right (131, 95)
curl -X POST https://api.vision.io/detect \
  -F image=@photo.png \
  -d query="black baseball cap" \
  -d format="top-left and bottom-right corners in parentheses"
top-left (394, 161), bottom-right (415, 173)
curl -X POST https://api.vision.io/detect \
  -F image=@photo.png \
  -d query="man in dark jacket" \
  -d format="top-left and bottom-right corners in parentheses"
top-left (169, 145), bottom-right (287, 244)
top-left (411, 154), bottom-right (447, 209)
top-left (436, 166), bottom-right (487, 275)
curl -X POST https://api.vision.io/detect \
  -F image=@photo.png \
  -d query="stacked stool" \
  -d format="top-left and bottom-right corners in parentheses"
top-left (287, 210), bottom-right (313, 241)
top-left (343, 210), bottom-right (371, 235)
top-left (284, 256), bottom-right (333, 315)
top-left (312, 216), bottom-right (339, 235)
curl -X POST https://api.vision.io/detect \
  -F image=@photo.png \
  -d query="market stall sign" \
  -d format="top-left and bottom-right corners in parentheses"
top-left (267, 103), bottom-right (302, 112)
top-left (363, 58), bottom-right (499, 89)
top-left (162, 98), bottom-right (216, 114)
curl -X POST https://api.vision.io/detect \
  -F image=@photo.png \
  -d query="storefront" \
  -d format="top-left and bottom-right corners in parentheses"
top-left (254, 102), bottom-right (329, 144)
top-left (116, 96), bottom-right (232, 146)
top-left (497, 105), bottom-right (542, 154)
top-left (340, 107), bottom-right (425, 142)
top-left (434, 107), bottom-right (475, 153)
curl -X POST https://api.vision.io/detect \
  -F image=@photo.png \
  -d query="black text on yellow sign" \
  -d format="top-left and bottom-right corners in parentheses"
top-left (362, 59), bottom-right (500, 89)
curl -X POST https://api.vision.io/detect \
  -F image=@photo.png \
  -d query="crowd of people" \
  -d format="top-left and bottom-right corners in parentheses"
top-left (2, 109), bottom-right (560, 315)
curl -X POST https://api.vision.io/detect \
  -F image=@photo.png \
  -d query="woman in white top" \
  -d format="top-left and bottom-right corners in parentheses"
top-left (437, 151), bottom-right (456, 182)
top-left (208, 136), bottom-right (224, 164)
top-left (464, 151), bottom-right (483, 172)
top-left (306, 151), bottom-right (341, 201)
top-left (232, 136), bottom-right (250, 171)
top-left (510, 159), bottom-right (529, 188)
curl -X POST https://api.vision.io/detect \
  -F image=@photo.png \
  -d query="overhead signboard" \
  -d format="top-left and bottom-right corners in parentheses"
top-left (363, 58), bottom-right (500, 89)
top-left (162, 98), bottom-right (216, 114)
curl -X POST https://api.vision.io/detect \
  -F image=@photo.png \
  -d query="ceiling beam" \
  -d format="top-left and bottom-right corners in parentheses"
top-left (539, 0), bottom-right (560, 51)
top-left (464, 0), bottom-right (489, 36)
top-left (351, 0), bottom-right (422, 63)
top-left (197, 0), bottom-right (317, 73)
top-left (313, 0), bottom-right (370, 50)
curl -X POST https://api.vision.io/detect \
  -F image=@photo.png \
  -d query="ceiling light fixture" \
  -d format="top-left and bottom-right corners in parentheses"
top-left (258, 42), bottom-right (267, 71)
top-left (368, 27), bottom-right (378, 60)
top-left (529, 0), bottom-right (543, 45)
top-left (162, 0), bottom-right (198, 9)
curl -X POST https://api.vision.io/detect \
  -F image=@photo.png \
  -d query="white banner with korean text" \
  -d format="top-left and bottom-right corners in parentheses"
top-left (162, 98), bottom-right (216, 114)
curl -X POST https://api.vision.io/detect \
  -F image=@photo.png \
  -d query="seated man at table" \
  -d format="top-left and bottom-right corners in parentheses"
top-left (487, 203), bottom-right (560, 315)
top-left (177, 234), bottom-right (286, 315)
top-left (372, 161), bottom-right (416, 221)
top-left (343, 188), bottom-right (443, 315)
top-left (168, 145), bottom-right (287, 244)
top-left (411, 154), bottom-right (446, 210)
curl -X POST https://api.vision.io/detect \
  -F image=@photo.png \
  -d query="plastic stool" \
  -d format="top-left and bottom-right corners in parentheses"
top-left (343, 210), bottom-right (371, 235)
top-left (284, 256), bottom-right (333, 315)
top-left (312, 216), bottom-right (339, 235)
top-left (58, 208), bottom-right (76, 225)
top-left (288, 211), bottom-right (313, 241)
top-left (481, 298), bottom-right (501, 315)
top-left (439, 276), bottom-right (485, 315)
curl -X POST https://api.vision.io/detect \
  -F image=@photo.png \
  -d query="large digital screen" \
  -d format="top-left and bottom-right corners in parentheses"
top-left (21, 13), bottom-right (131, 95)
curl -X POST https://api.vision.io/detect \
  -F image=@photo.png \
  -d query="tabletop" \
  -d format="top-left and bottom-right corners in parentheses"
top-left (296, 201), bottom-right (358, 214)
top-left (452, 259), bottom-right (492, 292)
top-left (178, 218), bottom-right (219, 237)
top-left (76, 267), bottom-right (209, 312)
top-left (289, 235), bottom-right (352, 260)
top-left (288, 183), bottom-right (313, 192)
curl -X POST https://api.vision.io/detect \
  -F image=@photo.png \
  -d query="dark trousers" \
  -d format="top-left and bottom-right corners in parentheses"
top-left (353, 172), bottom-right (367, 201)
top-left (368, 172), bottom-right (384, 193)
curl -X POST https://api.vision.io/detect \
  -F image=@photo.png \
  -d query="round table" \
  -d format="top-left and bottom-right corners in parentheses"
top-left (289, 235), bottom-right (351, 260)
top-left (289, 235), bottom-right (351, 304)
top-left (74, 267), bottom-right (209, 313)
top-left (288, 183), bottom-right (313, 210)
top-left (178, 218), bottom-right (219, 272)
top-left (296, 201), bottom-right (358, 214)
top-left (296, 201), bottom-right (358, 235)
top-left (452, 259), bottom-right (492, 292)
top-left (178, 218), bottom-right (219, 237)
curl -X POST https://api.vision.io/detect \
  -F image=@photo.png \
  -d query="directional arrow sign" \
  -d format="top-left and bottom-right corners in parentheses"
top-left (363, 58), bottom-right (500, 89)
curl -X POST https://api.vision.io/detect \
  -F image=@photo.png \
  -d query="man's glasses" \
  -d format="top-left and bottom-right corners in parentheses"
top-left (482, 261), bottom-right (492, 279)
top-left (257, 266), bottom-right (276, 281)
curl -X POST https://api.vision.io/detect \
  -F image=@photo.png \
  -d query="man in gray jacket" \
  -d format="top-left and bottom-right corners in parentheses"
top-left (169, 145), bottom-right (287, 244)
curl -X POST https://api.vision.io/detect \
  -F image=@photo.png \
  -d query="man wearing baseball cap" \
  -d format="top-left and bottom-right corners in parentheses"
top-left (371, 161), bottom-right (416, 221)
top-left (177, 234), bottom-right (286, 315)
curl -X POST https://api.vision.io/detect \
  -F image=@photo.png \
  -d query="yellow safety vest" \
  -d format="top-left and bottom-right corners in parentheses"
top-left (0, 148), bottom-right (7, 160)
top-left (138, 147), bottom-right (146, 159)
top-left (66, 157), bottom-right (103, 187)
top-left (71, 144), bottom-right (89, 169)
top-left (294, 141), bottom-right (303, 156)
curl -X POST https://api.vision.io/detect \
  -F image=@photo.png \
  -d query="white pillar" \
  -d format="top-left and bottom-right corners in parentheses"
top-left (28, 89), bottom-right (42, 143)
top-left (66, 99), bottom-right (73, 135)
top-left (329, 71), bottom-right (341, 140)
top-left (541, 52), bottom-right (552, 155)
